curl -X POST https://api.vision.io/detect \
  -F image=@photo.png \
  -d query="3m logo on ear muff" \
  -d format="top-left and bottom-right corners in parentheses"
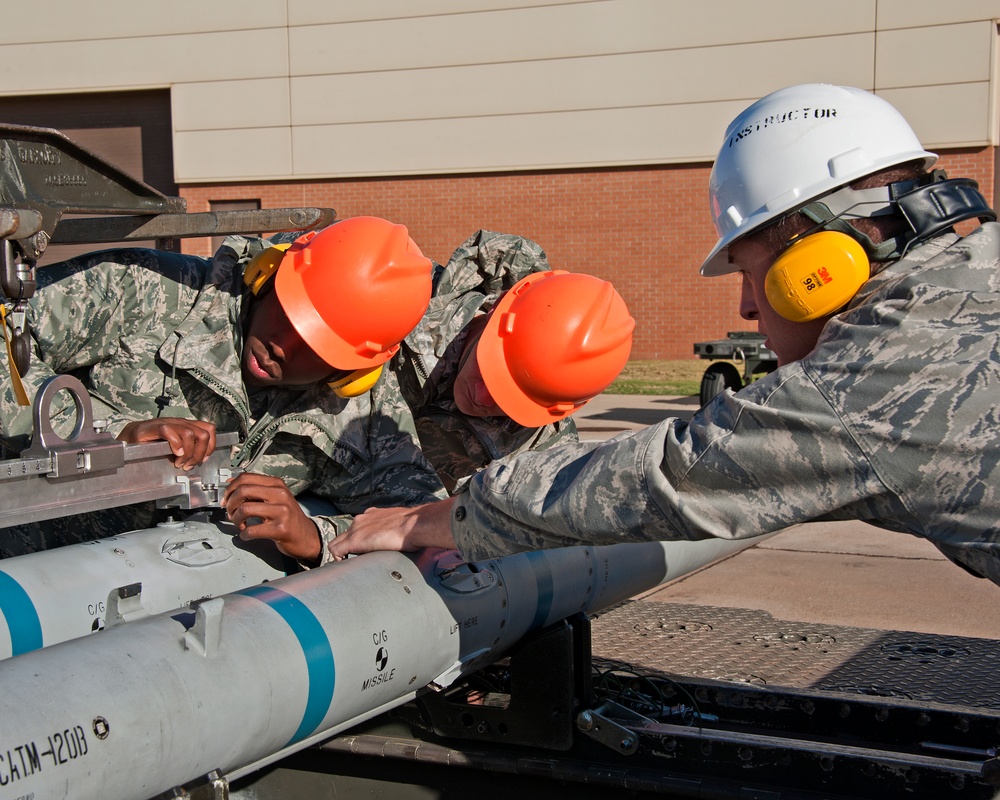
top-left (243, 243), bottom-right (292, 295)
top-left (764, 231), bottom-right (870, 322)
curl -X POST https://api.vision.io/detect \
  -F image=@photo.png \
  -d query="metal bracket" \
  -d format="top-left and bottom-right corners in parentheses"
top-left (412, 616), bottom-right (593, 751)
top-left (183, 598), bottom-right (225, 659)
top-left (151, 770), bottom-right (229, 800)
top-left (105, 582), bottom-right (147, 628)
top-left (20, 373), bottom-right (125, 478)
top-left (159, 469), bottom-right (236, 511)
top-left (576, 700), bottom-right (643, 755)
top-left (0, 376), bottom-right (240, 528)
top-left (434, 549), bottom-right (498, 593)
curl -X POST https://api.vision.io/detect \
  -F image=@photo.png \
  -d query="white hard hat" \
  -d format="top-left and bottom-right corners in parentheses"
top-left (701, 84), bottom-right (937, 276)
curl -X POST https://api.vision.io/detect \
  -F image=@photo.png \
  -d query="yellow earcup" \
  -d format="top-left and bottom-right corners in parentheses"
top-left (328, 365), bottom-right (383, 398)
top-left (243, 243), bottom-right (292, 295)
top-left (764, 230), bottom-right (870, 322)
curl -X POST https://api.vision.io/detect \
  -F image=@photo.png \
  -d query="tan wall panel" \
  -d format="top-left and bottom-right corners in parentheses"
top-left (173, 79), bottom-right (292, 132)
top-left (0, 1), bottom-right (286, 45)
top-left (287, 0), bottom-right (591, 26)
top-left (285, 102), bottom-right (747, 179)
top-left (876, 22), bottom-right (993, 88)
top-left (880, 83), bottom-right (993, 148)
top-left (174, 127), bottom-right (293, 182)
top-left (0, 1), bottom-right (996, 181)
top-left (289, 35), bottom-right (873, 128)
top-left (877, 0), bottom-right (1000, 28)
top-left (289, 0), bottom-right (875, 77)
top-left (0, 28), bottom-right (288, 94)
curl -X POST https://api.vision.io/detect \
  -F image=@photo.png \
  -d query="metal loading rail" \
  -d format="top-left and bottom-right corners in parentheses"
top-left (225, 607), bottom-right (1000, 800)
top-left (0, 374), bottom-right (241, 530)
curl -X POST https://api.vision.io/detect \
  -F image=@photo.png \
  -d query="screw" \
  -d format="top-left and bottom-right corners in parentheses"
top-left (93, 717), bottom-right (110, 739)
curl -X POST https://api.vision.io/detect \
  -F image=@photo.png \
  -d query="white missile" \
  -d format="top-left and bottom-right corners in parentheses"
top-left (0, 515), bottom-right (288, 659)
top-left (0, 536), bottom-right (757, 800)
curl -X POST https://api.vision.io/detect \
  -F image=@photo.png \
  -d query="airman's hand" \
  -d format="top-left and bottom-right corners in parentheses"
top-left (222, 472), bottom-right (322, 563)
top-left (328, 497), bottom-right (459, 560)
top-left (117, 418), bottom-right (217, 471)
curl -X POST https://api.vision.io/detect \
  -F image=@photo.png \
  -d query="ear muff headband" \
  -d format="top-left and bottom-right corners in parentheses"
top-left (243, 243), bottom-right (292, 295)
top-left (328, 365), bottom-right (383, 398)
top-left (763, 174), bottom-right (996, 324)
top-left (764, 231), bottom-right (870, 322)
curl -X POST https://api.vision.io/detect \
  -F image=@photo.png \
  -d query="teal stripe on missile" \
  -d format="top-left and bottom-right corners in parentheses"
top-left (525, 552), bottom-right (554, 630)
top-left (238, 584), bottom-right (335, 745)
top-left (0, 570), bottom-right (43, 656)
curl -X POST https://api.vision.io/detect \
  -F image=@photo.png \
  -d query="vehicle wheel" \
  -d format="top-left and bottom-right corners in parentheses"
top-left (699, 362), bottom-right (743, 406)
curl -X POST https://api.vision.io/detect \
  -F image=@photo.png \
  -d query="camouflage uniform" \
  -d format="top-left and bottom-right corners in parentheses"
top-left (391, 230), bottom-right (578, 494)
top-left (452, 224), bottom-right (1000, 587)
top-left (0, 237), bottom-right (444, 561)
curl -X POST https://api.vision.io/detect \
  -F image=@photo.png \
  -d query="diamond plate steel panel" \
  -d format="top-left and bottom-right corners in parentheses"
top-left (590, 601), bottom-right (1000, 709)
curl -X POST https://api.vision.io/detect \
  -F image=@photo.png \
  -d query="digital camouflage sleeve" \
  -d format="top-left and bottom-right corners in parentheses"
top-left (450, 225), bottom-right (1000, 588)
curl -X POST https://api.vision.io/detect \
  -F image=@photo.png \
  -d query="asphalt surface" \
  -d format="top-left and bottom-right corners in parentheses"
top-left (573, 393), bottom-right (1000, 641)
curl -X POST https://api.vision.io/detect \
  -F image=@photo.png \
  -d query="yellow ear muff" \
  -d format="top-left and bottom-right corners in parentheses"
top-left (764, 230), bottom-right (870, 322)
top-left (243, 243), bottom-right (292, 295)
top-left (328, 365), bottom-right (383, 398)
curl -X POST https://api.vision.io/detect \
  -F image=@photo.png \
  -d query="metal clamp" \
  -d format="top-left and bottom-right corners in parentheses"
top-left (576, 700), bottom-right (643, 755)
top-left (21, 374), bottom-right (125, 478)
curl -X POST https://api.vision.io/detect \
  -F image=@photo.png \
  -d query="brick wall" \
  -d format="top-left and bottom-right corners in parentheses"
top-left (180, 147), bottom-right (995, 361)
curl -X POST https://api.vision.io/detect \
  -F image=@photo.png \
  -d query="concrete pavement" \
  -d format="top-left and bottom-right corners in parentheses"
top-left (573, 393), bottom-right (1000, 641)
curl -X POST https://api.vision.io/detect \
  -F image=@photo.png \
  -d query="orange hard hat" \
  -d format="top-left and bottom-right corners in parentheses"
top-left (477, 270), bottom-right (635, 427)
top-left (274, 216), bottom-right (433, 370)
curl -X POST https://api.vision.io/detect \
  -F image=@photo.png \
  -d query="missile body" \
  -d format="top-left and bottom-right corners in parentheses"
top-left (0, 515), bottom-right (288, 659)
top-left (0, 536), bottom-right (757, 800)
